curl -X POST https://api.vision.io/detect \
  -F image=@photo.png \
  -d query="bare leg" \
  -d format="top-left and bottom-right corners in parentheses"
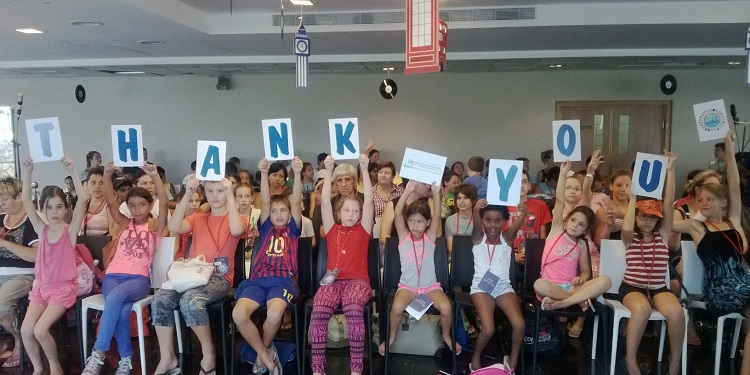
top-left (470, 293), bottom-right (495, 371)
top-left (20, 303), bottom-right (46, 375)
top-left (495, 293), bottom-right (524, 369)
top-left (32, 305), bottom-right (67, 375)
top-left (652, 292), bottom-right (685, 375)
top-left (232, 298), bottom-right (276, 373)
top-left (533, 279), bottom-right (572, 301)
top-left (545, 276), bottom-right (612, 310)
top-left (379, 289), bottom-right (415, 356)
top-left (0, 314), bottom-right (22, 363)
top-left (153, 326), bottom-right (179, 374)
top-left (622, 292), bottom-right (651, 375)
top-left (191, 324), bottom-right (216, 372)
top-left (426, 289), bottom-right (460, 354)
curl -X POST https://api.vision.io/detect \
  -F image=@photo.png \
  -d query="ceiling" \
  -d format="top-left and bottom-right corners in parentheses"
top-left (0, 0), bottom-right (747, 78)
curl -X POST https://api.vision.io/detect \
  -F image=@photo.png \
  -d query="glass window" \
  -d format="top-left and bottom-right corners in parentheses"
top-left (618, 115), bottom-right (630, 155)
top-left (0, 107), bottom-right (15, 177)
top-left (593, 114), bottom-right (604, 150)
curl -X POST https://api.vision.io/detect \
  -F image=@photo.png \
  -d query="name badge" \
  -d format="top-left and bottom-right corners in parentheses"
top-left (213, 256), bottom-right (229, 276)
top-left (405, 293), bottom-right (433, 320)
top-left (478, 270), bottom-right (501, 295)
top-left (319, 268), bottom-right (340, 286)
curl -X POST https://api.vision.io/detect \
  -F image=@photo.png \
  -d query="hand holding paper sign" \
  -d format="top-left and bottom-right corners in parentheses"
top-left (324, 155), bottom-right (335, 172)
top-left (665, 150), bottom-right (678, 171)
top-left (258, 158), bottom-right (269, 174)
top-left (292, 156), bottom-right (304, 174)
top-left (21, 157), bottom-right (33, 174)
top-left (104, 162), bottom-right (116, 178)
top-left (185, 177), bottom-right (199, 195)
top-left (141, 163), bottom-right (159, 179)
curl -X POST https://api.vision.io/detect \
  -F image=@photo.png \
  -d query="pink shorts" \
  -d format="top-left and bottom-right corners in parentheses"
top-left (397, 282), bottom-right (442, 295)
top-left (28, 281), bottom-right (77, 308)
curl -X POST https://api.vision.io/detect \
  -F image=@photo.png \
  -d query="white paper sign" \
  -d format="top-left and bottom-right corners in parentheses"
top-left (111, 125), bottom-right (144, 167)
top-left (399, 148), bottom-right (447, 185)
top-left (693, 100), bottom-right (729, 142)
top-left (552, 120), bottom-right (581, 162)
top-left (328, 117), bottom-right (360, 160)
top-left (196, 140), bottom-right (226, 181)
top-left (486, 159), bottom-right (523, 206)
top-left (262, 118), bottom-right (294, 161)
top-left (631, 152), bottom-right (668, 199)
top-left (25, 117), bottom-right (63, 162)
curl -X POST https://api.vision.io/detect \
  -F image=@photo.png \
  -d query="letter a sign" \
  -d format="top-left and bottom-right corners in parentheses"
top-left (328, 117), bottom-right (360, 160)
top-left (631, 152), bottom-right (668, 199)
top-left (25, 117), bottom-right (64, 162)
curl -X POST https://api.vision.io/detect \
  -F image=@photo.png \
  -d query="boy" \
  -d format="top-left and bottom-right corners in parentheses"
top-left (464, 156), bottom-right (488, 199)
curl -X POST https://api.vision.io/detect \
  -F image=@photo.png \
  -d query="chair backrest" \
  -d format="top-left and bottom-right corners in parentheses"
top-left (450, 235), bottom-right (475, 290)
top-left (297, 237), bottom-right (314, 295)
top-left (76, 235), bottom-right (112, 271)
top-left (152, 237), bottom-right (177, 289)
top-left (523, 238), bottom-right (546, 300)
top-left (314, 238), bottom-right (329, 293)
top-left (680, 240), bottom-right (703, 295)
top-left (383, 236), bottom-right (450, 294)
top-left (313, 238), bottom-right (380, 294)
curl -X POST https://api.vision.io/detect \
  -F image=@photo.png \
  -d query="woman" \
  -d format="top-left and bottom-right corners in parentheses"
top-left (451, 161), bottom-right (465, 180)
top-left (253, 161), bottom-right (287, 207)
top-left (80, 151), bottom-right (102, 182)
top-left (80, 167), bottom-right (116, 236)
top-left (536, 149), bottom-right (555, 184)
top-left (373, 162), bottom-right (403, 219)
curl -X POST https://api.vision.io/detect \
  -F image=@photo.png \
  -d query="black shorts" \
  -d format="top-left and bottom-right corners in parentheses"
top-left (618, 283), bottom-right (671, 304)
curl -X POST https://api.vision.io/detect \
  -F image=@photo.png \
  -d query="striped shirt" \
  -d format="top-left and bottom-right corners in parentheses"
top-left (623, 233), bottom-right (669, 289)
top-left (252, 217), bottom-right (301, 280)
top-left (373, 183), bottom-right (404, 218)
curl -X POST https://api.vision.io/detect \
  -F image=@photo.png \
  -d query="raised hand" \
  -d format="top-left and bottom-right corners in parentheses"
top-left (560, 160), bottom-right (572, 174)
top-left (324, 155), bottom-right (335, 172)
top-left (220, 177), bottom-right (233, 191)
top-left (185, 177), bottom-right (199, 194)
top-left (474, 198), bottom-right (488, 212)
top-left (430, 182), bottom-right (440, 195)
top-left (60, 155), bottom-right (75, 173)
top-left (365, 139), bottom-right (375, 155)
top-left (103, 162), bottom-right (116, 177)
top-left (358, 154), bottom-right (368, 170)
top-left (517, 201), bottom-right (528, 216)
top-left (587, 150), bottom-right (604, 174)
top-left (403, 180), bottom-right (417, 195)
top-left (22, 157), bottom-right (33, 174)
top-left (291, 156), bottom-right (303, 173)
top-left (258, 158), bottom-right (269, 173)
top-left (726, 130), bottom-right (737, 147)
top-left (663, 149), bottom-right (678, 170)
top-left (141, 162), bottom-right (159, 178)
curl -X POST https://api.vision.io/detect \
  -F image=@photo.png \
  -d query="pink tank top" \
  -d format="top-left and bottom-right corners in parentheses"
top-left (106, 220), bottom-right (159, 278)
top-left (36, 225), bottom-right (78, 286)
top-left (540, 232), bottom-right (582, 284)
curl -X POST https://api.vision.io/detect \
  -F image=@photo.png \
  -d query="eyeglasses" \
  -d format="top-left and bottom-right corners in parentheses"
top-left (637, 214), bottom-right (660, 222)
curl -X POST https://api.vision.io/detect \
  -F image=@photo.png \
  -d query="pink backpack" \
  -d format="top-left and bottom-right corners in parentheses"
top-left (472, 356), bottom-right (514, 375)
top-left (74, 244), bottom-right (104, 295)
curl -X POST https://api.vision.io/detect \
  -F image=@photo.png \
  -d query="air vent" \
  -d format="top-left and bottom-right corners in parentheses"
top-left (272, 7), bottom-right (534, 26)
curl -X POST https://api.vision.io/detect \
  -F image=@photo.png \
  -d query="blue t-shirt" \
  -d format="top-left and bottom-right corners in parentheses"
top-left (252, 217), bottom-right (302, 279)
top-left (464, 175), bottom-right (488, 199)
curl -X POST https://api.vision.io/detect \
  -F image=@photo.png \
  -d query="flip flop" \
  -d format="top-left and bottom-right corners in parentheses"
top-left (1, 354), bottom-right (20, 368)
top-left (155, 367), bottom-right (182, 375)
top-left (198, 367), bottom-right (216, 375)
top-left (270, 345), bottom-right (283, 375)
top-left (252, 360), bottom-right (268, 375)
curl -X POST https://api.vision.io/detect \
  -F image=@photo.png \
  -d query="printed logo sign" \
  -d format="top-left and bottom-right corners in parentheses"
top-left (693, 100), bottom-right (729, 142)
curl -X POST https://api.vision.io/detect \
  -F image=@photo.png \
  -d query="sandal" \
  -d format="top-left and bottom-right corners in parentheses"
top-left (568, 325), bottom-right (582, 338)
top-left (156, 367), bottom-right (182, 375)
top-left (252, 359), bottom-right (268, 375)
top-left (466, 325), bottom-right (478, 339)
top-left (2, 354), bottom-right (20, 368)
top-left (270, 345), bottom-right (283, 375)
top-left (199, 367), bottom-right (216, 375)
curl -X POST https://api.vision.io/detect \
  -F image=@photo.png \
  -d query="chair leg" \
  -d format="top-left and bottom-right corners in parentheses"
top-left (81, 305), bottom-right (89, 365)
top-left (219, 304), bottom-right (229, 375)
top-left (682, 309), bottom-right (687, 375)
top-left (716, 316), bottom-right (726, 375)
top-left (591, 315), bottom-right (599, 360)
top-left (657, 320), bottom-right (666, 362)
top-left (532, 311), bottom-right (540, 375)
top-left (731, 317), bottom-right (744, 359)
top-left (174, 310), bottom-right (183, 354)
top-left (302, 306), bottom-right (310, 375)
top-left (384, 306), bottom-right (391, 375)
top-left (365, 306), bottom-right (373, 375)
top-left (610, 314), bottom-right (621, 375)
top-left (136, 308), bottom-right (147, 375)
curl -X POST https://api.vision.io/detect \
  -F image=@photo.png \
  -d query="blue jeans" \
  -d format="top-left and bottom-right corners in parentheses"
top-left (93, 273), bottom-right (150, 357)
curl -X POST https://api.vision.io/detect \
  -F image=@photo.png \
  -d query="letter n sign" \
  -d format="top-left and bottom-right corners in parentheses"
top-left (111, 125), bottom-right (143, 167)
top-left (328, 118), bottom-right (360, 160)
top-left (631, 152), bottom-right (668, 199)
top-left (25, 117), bottom-right (64, 162)
top-left (552, 120), bottom-right (581, 162)
top-left (262, 118), bottom-right (295, 161)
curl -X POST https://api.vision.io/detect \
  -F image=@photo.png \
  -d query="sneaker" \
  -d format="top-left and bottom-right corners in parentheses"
top-left (114, 356), bottom-right (132, 375)
top-left (81, 350), bottom-right (105, 375)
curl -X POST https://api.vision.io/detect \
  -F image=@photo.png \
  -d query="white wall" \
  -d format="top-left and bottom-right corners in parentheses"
top-left (0, 68), bottom-right (748, 188)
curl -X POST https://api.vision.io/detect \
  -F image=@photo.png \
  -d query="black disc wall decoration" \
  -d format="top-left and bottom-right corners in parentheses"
top-left (660, 75), bottom-right (676, 95)
top-left (75, 85), bottom-right (86, 103)
top-left (379, 79), bottom-right (397, 99)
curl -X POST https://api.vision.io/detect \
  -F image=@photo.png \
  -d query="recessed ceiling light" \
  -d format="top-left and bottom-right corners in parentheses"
top-left (549, 64), bottom-right (562, 68)
top-left (113, 71), bottom-right (146, 75)
top-left (138, 40), bottom-right (165, 45)
top-left (382, 67), bottom-right (394, 71)
top-left (16, 28), bottom-right (44, 34)
top-left (290, 0), bottom-right (314, 5)
top-left (728, 61), bottom-right (741, 65)
top-left (70, 21), bottom-right (104, 27)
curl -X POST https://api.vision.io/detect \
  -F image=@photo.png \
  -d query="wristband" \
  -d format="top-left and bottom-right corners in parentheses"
top-left (585, 173), bottom-right (594, 179)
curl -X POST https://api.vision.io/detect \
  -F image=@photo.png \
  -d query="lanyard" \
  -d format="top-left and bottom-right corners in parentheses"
top-left (637, 238), bottom-right (657, 288)
top-left (332, 225), bottom-right (352, 270)
top-left (205, 214), bottom-right (229, 259)
top-left (541, 233), bottom-right (579, 268)
top-left (456, 214), bottom-right (473, 236)
top-left (83, 199), bottom-right (106, 235)
top-left (706, 220), bottom-right (743, 256)
top-left (486, 234), bottom-right (500, 263)
top-left (0, 213), bottom-right (27, 239)
top-left (412, 235), bottom-right (427, 288)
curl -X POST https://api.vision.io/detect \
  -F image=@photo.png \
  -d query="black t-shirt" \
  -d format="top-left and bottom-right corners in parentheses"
top-left (0, 214), bottom-right (38, 270)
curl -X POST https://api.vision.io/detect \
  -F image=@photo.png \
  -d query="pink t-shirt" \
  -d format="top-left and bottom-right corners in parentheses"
top-left (36, 225), bottom-right (78, 286)
top-left (540, 232), bottom-right (582, 285)
top-left (106, 220), bottom-right (160, 278)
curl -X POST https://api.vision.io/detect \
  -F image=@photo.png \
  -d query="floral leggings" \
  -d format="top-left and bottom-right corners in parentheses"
top-left (310, 278), bottom-right (370, 374)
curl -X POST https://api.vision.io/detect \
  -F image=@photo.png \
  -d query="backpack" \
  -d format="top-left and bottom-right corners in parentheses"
top-left (471, 356), bottom-right (514, 375)
top-left (73, 244), bottom-right (103, 295)
top-left (522, 316), bottom-right (568, 356)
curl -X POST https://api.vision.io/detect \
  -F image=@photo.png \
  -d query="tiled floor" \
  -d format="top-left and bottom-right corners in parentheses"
top-left (0, 312), bottom-right (744, 375)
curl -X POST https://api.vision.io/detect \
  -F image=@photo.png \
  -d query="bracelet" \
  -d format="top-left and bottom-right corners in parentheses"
top-left (585, 173), bottom-right (594, 179)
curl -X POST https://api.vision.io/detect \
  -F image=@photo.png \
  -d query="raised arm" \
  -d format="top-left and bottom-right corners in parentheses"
top-left (582, 150), bottom-right (603, 208)
top-left (102, 162), bottom-right (130, 227)
top-left (290, 156), bottom-right (303, 228)
top-left (20, 158), bottom-right (45, 235)
top-left (659, 152), bottom-right (677, 242)
top-left (621, 188), bottom-right (637, 247)
top-left (471, 198), bottom-right (487, 245)
top-left (379, 202), bottom-right (394, 245)
top-left (550, 161), bottom-right (572, 235)
top-left (320, 156), bottom-right (336, 234)
top-left (359, 154), bottom-right (375, 234)
top-left (222, 178), bottom-right (244, 236)
top-left (142, 163), bottom-right (169, 233)
top-left (258, 158), bottom-right (271, 224)
top-left (503, 202), bottom-right (527, 244)
top-left (62, 156), bottom-right (88, 240)
top-left (426, 182), bottom-right (442, 241)
top-left (724, 132), bottom-right (747, 249)
top-left (168, 178), bottom-right (197, 234)
top-left (394, 181), bottom-right (415, 240)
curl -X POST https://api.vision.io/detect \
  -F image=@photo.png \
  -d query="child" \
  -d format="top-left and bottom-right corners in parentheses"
top-left (379, 180), bottom-right (460, 356)
top-left (509, 170), bottom-right (552, 263)
top-left (310, 155), bottom-right (374, 375)
top-left (301, 162), bottom-right (315, 195)
top-left (81, 162), bottom-right (169, 375)
top-left (119, 167), bottom-right (163, 219)
top-left (175, 190), bottom-right (203, 260)
top-left (20, 156), bottom-right (87, 375)
top-left (620, 152), bottom-right (682, 375)
top-left (232, 157), bottom-right (303, 375)
top-left (464, 156), bottom-right (488, 199)
top-left (235, 182), bottom-right (261, 250)
top-left (444, 184), bottom-right (478, 253)
top-left (469, 198), bottom-right (527, 372)
top-left (533, 160), bottom-right (611, 312)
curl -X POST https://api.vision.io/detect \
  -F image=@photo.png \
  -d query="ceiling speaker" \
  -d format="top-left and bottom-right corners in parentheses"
top-left (216, 76), bottom-right (230, 90)
top-left (75, 85), bottom-right (86, 103)
top-left (660, 75), bottom-right (676, 95)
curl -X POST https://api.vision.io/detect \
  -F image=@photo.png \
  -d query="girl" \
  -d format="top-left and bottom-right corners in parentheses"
top-left (451, 161), bottom-right (465, 179)
top-left (310, 154), bottom-right (374, 375)
top-left (533, 160), bottom-right (612, 313)
top-left (301, 162), bottom-right (315, 195)
top-left (440, 170), bottom-right (461, 219)
top-left (379, 180), bottom-right (460, 357)
top-left (81, 162), bottom-right (169, 375)
top-left (619, 152), bottom-right (682, 375)
top-left (233, 156), bottom-right (303, 375)
top-left (235, 182), bottom-right (261, 251)
top-left (119, 167), bottom-right (163, 219)
top-left (536, 149), bottom-right (555, 185)
top-left (81, 150), bottom-right (102, 181)
top-left (175, 189), bottom-right (203, 260)
top-left (239, 169), bottom-right (253, 185)
top-left (673, 131), bottom-right (750, 374)
top-left (594, 170), bottom-right (632, 243)
top-left (468, 199), bottom-right (527, 372)
top-left (20, 156), bottom-right (87, 375)
top-left (80, 167), bottom-right (115, 236)
top-left (445, 184), bottom-right (478, 253)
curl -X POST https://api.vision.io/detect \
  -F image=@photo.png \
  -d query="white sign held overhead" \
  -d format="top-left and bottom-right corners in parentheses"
top-left (552, 120), bottom-right (581, 162)
top-left (262, 118), bottom-right (294, 161)
top-left (111, 125), bottom-right (144, 167)
top-left (328, 117), bottom-right (360, 160)
top-left (399, 148), bottom-right (446, 185)
top-left (196, 140), bottom-right (226, 181)
top-left (693, 100), bottom-right (729, 142)
top-left (631, 152), bottom-right (668, 199)
top-left (486, 159), bottom-right (523, 206)
top-left (25, 117), bottom-right (64, 162)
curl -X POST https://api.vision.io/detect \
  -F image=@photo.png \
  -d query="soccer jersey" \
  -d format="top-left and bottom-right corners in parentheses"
top-left (252, 218), bottom-right (302, 280)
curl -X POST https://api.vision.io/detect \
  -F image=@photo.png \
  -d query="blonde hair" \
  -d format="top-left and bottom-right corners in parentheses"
top-left (0, 178), bottom-right (22, 199)
top-left (685, 170), bottom-right (722, 198)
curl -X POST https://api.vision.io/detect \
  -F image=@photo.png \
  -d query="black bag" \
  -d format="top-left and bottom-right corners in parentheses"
top-left (522, 316), bottom-right (568, 356)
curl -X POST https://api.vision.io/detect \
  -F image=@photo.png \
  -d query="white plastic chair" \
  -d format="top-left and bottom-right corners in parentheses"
top-left (81, 237), bottom-right (176, 375)
top-left (599, 240), bottom-right (687, 375)
top-left (680, 240), bottom-right (744, 375)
